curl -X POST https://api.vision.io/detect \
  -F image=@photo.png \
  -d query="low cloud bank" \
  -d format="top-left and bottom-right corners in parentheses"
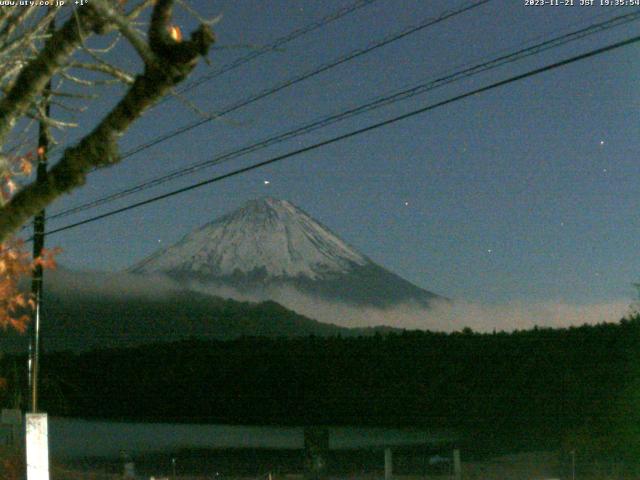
top-left (186, 280), bottom-right (631, 333)
top-left (46, 270), bottom-right (631, 332)
top-left (44, 269), bottom-right (180, 299)
top-left (426, 298), bottom-right (630, 332)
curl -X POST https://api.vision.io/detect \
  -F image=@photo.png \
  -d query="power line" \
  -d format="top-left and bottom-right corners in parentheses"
top-left (37, 0), bottom-right (380, 161)
top-left (31, 0), bottom-right (492, 226)
top-left (167, 0), bottom-right (381, 100)
top-left (39, 32), bottom-right (640, 239)
top-left (46, 9), bottom-right (640, 223)
top-left (23, 0), bottom-right (489, 182)
top-left (20, 2), bottom-right (380, 155)
top-left (116, 0), bottom-right (492, 161)
top-left (20, 0), bottom-right (491, 229)
top-left (18, 0), bottom-right (496, 233)
top-left (70, 2), bottom-right (383, 102)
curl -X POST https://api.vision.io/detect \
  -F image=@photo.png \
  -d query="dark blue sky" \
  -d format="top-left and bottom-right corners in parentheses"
top-left (37, 0), bottom-right (640, 306)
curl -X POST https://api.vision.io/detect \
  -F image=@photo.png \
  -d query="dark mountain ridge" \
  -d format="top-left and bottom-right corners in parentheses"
top-left (0, 287), bottom-right (354, 353)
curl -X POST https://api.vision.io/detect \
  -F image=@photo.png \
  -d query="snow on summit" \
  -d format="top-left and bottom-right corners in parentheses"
top-left (131, 196), bottom-right (441, 313)
top-left (132, 197), bottom-right (369, 279)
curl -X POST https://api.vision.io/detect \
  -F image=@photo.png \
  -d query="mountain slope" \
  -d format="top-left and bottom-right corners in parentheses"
top-left (131, 197), bottom-right (440, 308)
top-left (132, 197), bottom-right (367, 279)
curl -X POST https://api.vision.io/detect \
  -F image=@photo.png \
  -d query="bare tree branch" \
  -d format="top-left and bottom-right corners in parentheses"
top-left (126, 0), bottom-right (156, 21)
top-left (0, 7), bottom-right (106, 147)
top-left (50, 90), bottom-right (100, 100)
top-left (0, 0), bottom-right (215, 241)
top-left (69, 61), bottom-right (135, 85)
top-left (0, 6), bottom-right (37, 42)
top-left (90, 0), bottom-right (157, 67)
top-left (176, 0), bottom-right (223, 27)
top-left (59, 69), bottom-right (123, 87)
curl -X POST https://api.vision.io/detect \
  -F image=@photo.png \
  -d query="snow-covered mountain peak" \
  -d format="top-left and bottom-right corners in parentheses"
top-left (132, 197), bottom-right (369, 279)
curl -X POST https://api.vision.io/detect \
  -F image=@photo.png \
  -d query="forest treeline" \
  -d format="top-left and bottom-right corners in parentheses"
top-left (2, 317), bottom-right (639, 459)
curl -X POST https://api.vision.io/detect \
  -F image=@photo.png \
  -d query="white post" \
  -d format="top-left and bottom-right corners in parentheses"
top-left (453, 449), bottom-right (461, 480)
top-left (384, 448), bottom-right (393, 480)
top-left (25, 413), bottom-right (49, 480)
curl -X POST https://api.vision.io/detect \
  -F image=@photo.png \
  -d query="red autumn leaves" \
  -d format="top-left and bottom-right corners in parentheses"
top-left (1, 150), bottom-right (36, 205)
top-left (0, 149), bottom-right (58, 333)
top-left (0, 241), bottom-right (58, 333)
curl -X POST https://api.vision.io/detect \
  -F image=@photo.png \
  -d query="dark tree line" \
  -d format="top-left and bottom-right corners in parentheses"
top-left (2, 316), bottom-right (639, 459)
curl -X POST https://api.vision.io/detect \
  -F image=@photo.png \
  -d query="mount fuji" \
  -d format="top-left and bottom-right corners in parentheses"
top-left (0, 198), bottom-right (444, 352)
top-left (131, 197), bottom-right (441, 309)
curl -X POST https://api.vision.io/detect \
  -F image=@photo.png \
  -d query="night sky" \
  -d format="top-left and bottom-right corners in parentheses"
top-left (29, 0), bottom-right (640, 310)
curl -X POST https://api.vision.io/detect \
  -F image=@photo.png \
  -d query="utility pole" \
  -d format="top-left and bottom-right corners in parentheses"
top-left (29, 4), bottom-right (56, 416)
top-left (29, 63), bottom-right (51, 414)
top-left (26, 10), bottom-right (54, 480)
top-left (25, 82), bottom-right (52, 480)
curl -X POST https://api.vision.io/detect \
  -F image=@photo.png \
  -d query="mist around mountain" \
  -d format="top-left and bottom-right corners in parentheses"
top-left (125, 197), bottom-right (628, 332)
top-left (3, 198), bottom-right (627, 353)
top-left (0, 269), bottom-right (408, 353)
top-left (0, 272), bottom-right (346, 353)
top-left (0, 267), bottom-right (626, 353)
